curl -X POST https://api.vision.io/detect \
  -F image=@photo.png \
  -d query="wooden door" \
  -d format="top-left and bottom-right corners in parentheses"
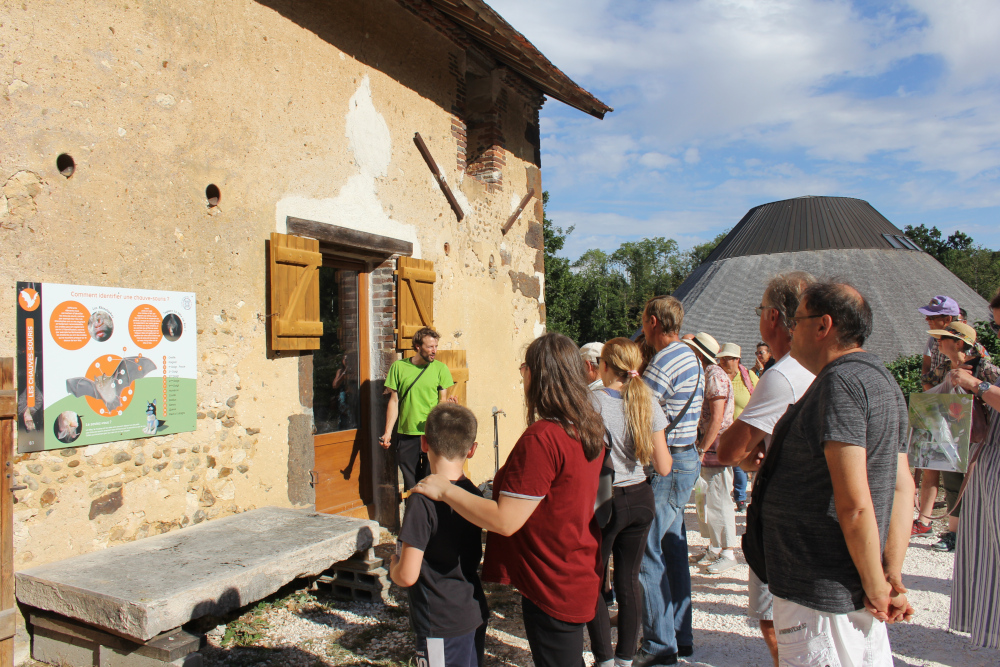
top-left (311, 262), bottom-right (371, 518)
top-left (1, 359), bottom-right (15, 667)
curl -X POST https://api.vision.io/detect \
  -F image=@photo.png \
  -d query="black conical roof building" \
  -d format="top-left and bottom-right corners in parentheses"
top-left (673, 196), bottom-right (991, 365)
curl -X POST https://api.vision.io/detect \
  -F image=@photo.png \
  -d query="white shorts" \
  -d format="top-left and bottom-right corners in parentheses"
top-left (772, 596), bottom-right (892, 667)
top-left (747, 569), bottom-right (773, 622)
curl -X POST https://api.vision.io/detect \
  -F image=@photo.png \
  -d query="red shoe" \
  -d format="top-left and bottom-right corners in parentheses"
top-left (911, 520), bottom-right (932, 536)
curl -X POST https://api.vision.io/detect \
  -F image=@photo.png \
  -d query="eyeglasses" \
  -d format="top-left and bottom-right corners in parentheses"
top-left (754, 350), bottom-right (766, 356)
top-left (519, 362), bottom-right (528, 372)
top-left (788, 314), bottom-right (824, 330)
top-left (755, 306), bottom-right (775, 317)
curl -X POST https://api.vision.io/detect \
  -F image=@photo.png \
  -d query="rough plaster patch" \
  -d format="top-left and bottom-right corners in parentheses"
top-left (275, 180), bottom-right (420, 257)
top-left (154, 93), bottom-right (176, 108)
top-left (346, 76), bottom-right (391, 178)
top-left (534, 320), bottom-right (546, 338)
top-left (8, 79), bottom-right (28, 95)
top-left (276, 76), bottom-right (420, 256)
top-left (510, 192), bottom-right (524, 214)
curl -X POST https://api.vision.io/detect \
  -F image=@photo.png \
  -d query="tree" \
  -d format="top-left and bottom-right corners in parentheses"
top-left (540, 190), bottom-right (731, 344)
top-left (541, 192), bottom-right (583, 341)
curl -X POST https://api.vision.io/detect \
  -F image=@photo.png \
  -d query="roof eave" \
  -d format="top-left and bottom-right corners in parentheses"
top-left (427, 0), bottom-right (612, 119)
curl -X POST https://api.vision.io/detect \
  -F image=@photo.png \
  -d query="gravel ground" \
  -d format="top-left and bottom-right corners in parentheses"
top-left (182, 501), bottom-right (998, 667)
top-left (23, 503), bottom-right (996, 667)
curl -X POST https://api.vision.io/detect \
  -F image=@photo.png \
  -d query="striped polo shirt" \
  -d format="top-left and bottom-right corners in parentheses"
top-left (643, 341), bottom-right (704, 448)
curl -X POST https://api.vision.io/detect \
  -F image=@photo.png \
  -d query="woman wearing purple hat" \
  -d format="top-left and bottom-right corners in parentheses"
top-left (919, 295), bottom-right (961, 390)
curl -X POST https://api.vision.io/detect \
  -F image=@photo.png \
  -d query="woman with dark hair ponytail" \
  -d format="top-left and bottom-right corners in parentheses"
top-left (413, 333), bottom-right (605, 667)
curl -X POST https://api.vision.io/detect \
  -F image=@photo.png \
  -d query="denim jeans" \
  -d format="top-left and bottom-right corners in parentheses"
top-left (732, 466), bottom-right (748, 503)
top-left (639, 445), bottom-right (701, 656)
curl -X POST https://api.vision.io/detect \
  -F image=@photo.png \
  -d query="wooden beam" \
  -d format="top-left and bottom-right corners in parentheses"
top-left (286, 218), bottom-right (413, 258)
top-left (502, 188), bottom-right (535, 235)
top-left (413, 132), bottom-right (465, 221)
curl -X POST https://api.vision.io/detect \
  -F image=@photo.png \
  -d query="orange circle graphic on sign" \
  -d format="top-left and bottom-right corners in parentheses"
top-left (18, 288), bottom-right (41, 312)
top-left (49, 301), bottom-right (92, 351)
top-left (129, 304), bottom-right (163, 349)
top-left (82, 355), bottom-right (134, 416)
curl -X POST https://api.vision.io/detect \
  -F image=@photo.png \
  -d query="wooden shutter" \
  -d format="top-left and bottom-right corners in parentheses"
top-left (396, 257), bottom-right (436, 350)
top-left (269, 232), bottom-right (324, 351)
top-left (436, 350), bottom-right (469, 405)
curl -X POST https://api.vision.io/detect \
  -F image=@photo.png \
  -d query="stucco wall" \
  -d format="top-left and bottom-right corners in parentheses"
top-left (1, 0), bottom-right (545, 576)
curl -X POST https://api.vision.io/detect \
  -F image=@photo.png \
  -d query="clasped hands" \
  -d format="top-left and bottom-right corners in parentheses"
top-left (863, 573), bottom-right (914, 624)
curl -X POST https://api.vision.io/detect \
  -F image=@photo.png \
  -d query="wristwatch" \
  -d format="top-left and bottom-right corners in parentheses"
top-left (976, 381), bottom-right (991, 398)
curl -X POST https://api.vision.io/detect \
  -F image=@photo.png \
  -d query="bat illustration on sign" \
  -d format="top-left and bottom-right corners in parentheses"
top-left (65, 356), bottom-right (158, 412)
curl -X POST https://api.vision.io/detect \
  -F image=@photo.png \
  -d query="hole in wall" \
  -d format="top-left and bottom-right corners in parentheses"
top-left (205, 184), bottom-right (220, 207)
top-left (443, 242), bottom-right (450, 256)
top-left (56, 154), bottom-right (75, 178)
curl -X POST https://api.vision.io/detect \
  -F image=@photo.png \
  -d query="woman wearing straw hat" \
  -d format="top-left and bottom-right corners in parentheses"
top-left (915, 321), bottom-right (999, 552)
top-left (716, 343), bottom-right (757, 512)
top-left (684, 333), bottom-right (739, 574)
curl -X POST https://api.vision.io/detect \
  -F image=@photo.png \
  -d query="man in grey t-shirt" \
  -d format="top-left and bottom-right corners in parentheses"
top-left (762, 282), bottom-right (914, 666)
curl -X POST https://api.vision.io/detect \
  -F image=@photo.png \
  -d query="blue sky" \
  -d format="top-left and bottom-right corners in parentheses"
top-left (488, 0), bottom-right (1000, 259)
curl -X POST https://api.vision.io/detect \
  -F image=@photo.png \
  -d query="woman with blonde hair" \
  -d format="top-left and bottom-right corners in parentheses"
top-left (586, 337), bottom-right (673, 667)
top-left (413, 333), bottom-right (606, 667)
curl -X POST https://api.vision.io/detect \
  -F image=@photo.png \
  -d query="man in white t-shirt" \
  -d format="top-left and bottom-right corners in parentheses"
top-left (716, 271), bottom-right (816, 667)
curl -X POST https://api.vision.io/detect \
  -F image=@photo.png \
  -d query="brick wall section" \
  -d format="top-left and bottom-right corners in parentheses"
top-left (370, 257), bottom-right (398, 380)
top-left (397, 0), bottom-right (546, 185)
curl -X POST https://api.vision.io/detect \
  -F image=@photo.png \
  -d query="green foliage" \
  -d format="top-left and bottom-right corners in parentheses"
top-left (885, 353), bottom-right (923, 403)
top-left (904, 224), bottom-right (1000, 300)
top-left (541, 191), bottom-right (727, 344)
top-left (973, 319), bottom-right (1000, 359)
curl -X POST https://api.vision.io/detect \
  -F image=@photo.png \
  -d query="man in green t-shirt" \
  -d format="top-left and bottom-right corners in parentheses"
top-left (380, 327), bottom-right (455, 490)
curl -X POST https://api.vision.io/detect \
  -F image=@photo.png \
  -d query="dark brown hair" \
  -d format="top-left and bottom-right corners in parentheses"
top-left (801, 281), bottom-right (873, 348)
top-left (412, 327), bottom-right (440, 348)
top-left (524, 333), bottom-right (605, 461)
top-left (424, 403), bottom-right (478, 460)
top-left (990, 286), bottom-right (1000, 310)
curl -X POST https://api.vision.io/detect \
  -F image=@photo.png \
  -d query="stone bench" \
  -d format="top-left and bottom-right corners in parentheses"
top-left (15, 506), bottom-right (378, 666)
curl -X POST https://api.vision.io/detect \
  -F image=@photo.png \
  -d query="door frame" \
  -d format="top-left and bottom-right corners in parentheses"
top-left (312, 256), bottom-right (372, 517)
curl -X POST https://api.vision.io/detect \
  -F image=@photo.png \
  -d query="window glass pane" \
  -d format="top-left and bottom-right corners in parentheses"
top-left (313, 267), bottom-right (361, 434)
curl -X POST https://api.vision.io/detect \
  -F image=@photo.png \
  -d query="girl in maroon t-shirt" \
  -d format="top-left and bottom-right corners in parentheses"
top-left (412, 333), bottom-right (605, 667)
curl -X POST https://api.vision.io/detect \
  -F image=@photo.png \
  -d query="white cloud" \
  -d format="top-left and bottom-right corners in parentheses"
top-left (489, 0), bottom-right (1000, 255)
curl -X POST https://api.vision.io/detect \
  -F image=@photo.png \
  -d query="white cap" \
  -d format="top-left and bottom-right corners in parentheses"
top-left (580, 342), bottom-right (604, 364)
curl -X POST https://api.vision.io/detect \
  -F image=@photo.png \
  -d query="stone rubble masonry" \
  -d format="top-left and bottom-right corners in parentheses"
top-left (2, 0), bottom-right (547, 592)
top-left (15, 507), bottom-right (378, 642)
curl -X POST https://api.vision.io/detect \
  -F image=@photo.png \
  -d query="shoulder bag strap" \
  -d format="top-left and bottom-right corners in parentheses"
top-left (398, 361), bottom-right (432, 407)
top-left (664, 358), bottom-right (702, 435)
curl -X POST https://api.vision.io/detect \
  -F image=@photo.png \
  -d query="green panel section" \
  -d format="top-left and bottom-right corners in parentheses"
top-left (43, 377), bottom-right (197, 450)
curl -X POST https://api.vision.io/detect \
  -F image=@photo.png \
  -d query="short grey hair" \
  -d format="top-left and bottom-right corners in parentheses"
top-left (763, 271), bottom-right (816, 331)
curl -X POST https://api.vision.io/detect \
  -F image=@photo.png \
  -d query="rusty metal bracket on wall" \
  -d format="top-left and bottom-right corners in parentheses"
top-left (413, 132), bottom-right (465, 221)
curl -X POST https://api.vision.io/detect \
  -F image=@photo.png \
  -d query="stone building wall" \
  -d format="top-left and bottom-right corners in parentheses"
top-left (1, 0), bottom-right (547, 580)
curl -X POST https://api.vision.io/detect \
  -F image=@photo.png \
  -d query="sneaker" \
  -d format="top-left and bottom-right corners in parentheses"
top-left (633, 649), bottom-right (678, 667)
top-left (735, 501), bottom-right (746, 512)
top-left (932, 531), bottom-right (956, 552)
top-left (689, 549), bottom-right (719, 564)
top-left (706, 556), bottom-right (738, 574)
top-left (696, 550), bottom-right (722, 566)
top-left (911, 520), bottom-right (932, 536)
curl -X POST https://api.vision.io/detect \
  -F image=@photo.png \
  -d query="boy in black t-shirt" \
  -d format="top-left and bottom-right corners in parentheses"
top-left (389, 403), bottom-right (488, 667)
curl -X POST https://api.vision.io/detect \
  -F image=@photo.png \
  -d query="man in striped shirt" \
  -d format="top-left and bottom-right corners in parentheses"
top-left (636, 296), bottom-right (705, 666)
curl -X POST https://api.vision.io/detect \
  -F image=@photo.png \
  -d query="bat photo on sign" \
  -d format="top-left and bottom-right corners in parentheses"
top-left (65, 356), bottom-right (158, 412)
